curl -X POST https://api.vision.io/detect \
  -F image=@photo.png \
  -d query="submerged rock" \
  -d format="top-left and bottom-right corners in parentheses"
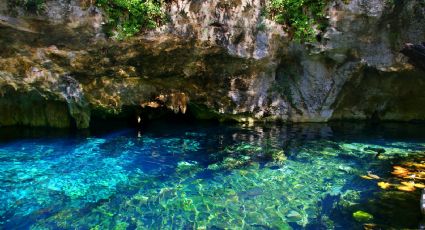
top-left (176, 161), bottom-right (199, 174)
top-left (338, 165), bottom-right (356, 174)
top-left (238, 187), bottom-right (263, 199)
top-left (353, 210), bottom-right (374, 222)
top-left (286, 210), bottom-right (303, 222)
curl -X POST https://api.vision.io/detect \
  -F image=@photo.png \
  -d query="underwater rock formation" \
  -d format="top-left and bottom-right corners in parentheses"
top-left (0, 0), bottom-right (425, 128)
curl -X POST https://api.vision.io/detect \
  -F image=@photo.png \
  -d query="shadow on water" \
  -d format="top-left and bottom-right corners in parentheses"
top-left (322, 154), bottom-right (424, 229)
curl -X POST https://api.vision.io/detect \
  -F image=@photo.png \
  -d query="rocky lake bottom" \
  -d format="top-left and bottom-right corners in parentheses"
top-left (1, 121), bottom-right (425, 229)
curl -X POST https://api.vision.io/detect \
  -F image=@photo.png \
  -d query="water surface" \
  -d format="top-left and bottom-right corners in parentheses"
top-left (1, 122), bottom-right (425, 229)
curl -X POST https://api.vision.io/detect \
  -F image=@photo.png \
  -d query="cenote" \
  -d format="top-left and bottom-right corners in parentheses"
top-left (2, 0), bottom-right (425, 229)
top-left (1, 121), bottom-right (425, 229)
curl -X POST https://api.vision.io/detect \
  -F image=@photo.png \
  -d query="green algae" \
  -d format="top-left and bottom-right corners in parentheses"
top-left (353, 211), bottom-right (374, 222)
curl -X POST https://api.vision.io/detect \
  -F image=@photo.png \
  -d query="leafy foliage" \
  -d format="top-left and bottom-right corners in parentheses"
top-left (96, 0), bottom-right (165, 39)
top-left (14, 0), bottom-right (45, 13)
top-left (265, 0), bottom-right (330, 42)
top-left (13, 0), bottom-right (330, 42)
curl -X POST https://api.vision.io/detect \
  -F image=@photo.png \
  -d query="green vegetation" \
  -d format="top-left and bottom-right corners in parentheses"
top-left (14, 0), bottom-right (331, 41)
top-left (96, 0), bottom-right (165, 39)
top-left (15, 0), bottom-right (45, 13)
top-left (14, 0), bottom-right (330, 42)
top-left (10, 0), bottom-right (165, 38)
top-left (265, 0), bottom-right (330, 42)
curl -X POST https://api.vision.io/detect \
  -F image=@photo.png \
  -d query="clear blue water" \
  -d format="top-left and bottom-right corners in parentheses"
top-left (1, 122), bottom-right (425, 229)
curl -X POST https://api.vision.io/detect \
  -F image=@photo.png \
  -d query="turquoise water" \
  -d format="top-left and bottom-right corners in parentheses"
top-left (1, 122), bottom-right (425, 229)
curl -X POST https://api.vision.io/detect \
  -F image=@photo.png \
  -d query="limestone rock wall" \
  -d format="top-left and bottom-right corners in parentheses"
top-left (0, 0), bottom-right (424, 128)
